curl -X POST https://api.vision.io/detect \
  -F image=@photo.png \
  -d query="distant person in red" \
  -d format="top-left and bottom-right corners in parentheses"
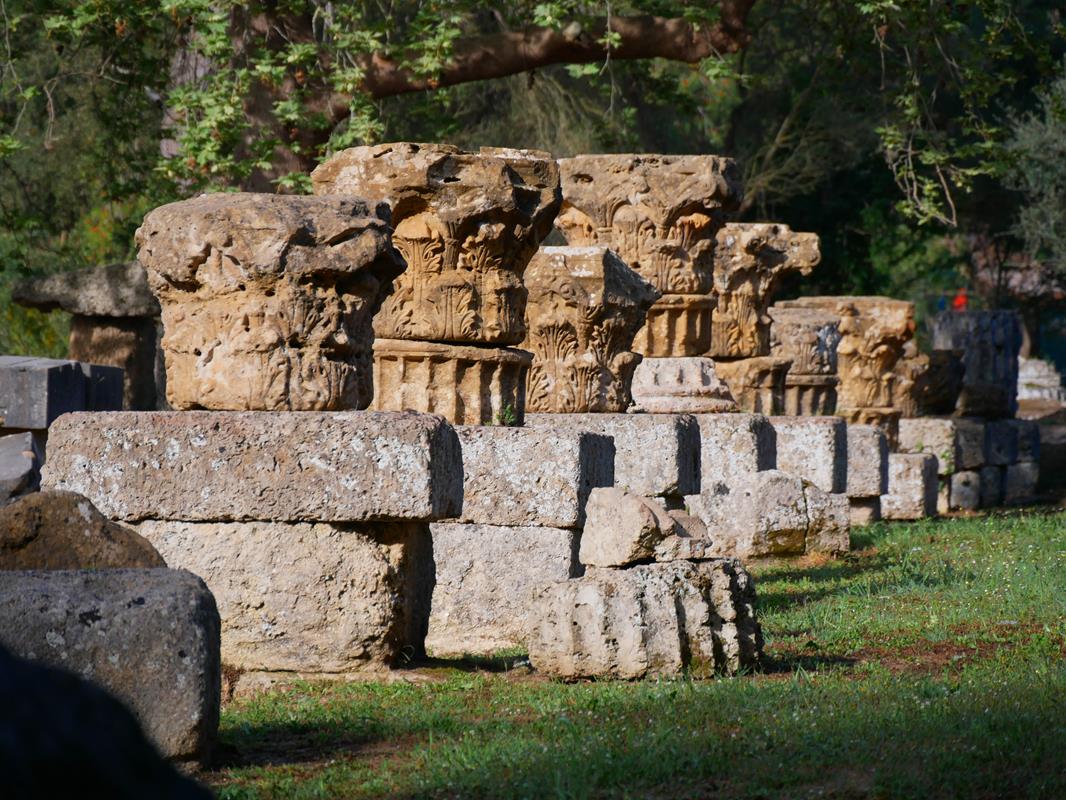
top-left (951, 288), bottom-right (969, 311)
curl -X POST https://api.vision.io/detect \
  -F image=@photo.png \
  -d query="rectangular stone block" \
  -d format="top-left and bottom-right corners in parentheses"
top-left (949, 470), bottom-right (981, 511)
top-left (955, 419), bottom-right (987, 469)
top-left (770, 416), bottom-right (847, 494)
top-left (696, 413), bottom-right (776, 489)
top-left (1007, 420), bottom-right (1040, 462)
top-left (898, 417), bottom-right (959, 475)
top-left (81, 361), bottom-right (125, 411)
top-left (985, 420), bottom-right (1019, 466)
top-left (427, 523), bottom-right (580, 657)
top-left (134, 520), bottom-right (431, 673)
top-left (0, 357), bottom-right (123, 431)
top-left (42, 411), bottom-right (463, 523)
top-left (882, 453), bottom-right (938, 520)
top-left (525, 413), bottom-right (700, 497)
top-left (453, 426), bottom-right (613, 528)
top-left (849, 497), bottom-right (881, 526)
top-left (979, 465), bottom-right (1005, 508)
top-left (1004, 462), bottom-right (1038, 505)
top-left (0, 431), bottom-right (44, 504)
top-left (845, 424), bottom-right (888, 498)
top-left (0, 568), bottom-right (219, 763)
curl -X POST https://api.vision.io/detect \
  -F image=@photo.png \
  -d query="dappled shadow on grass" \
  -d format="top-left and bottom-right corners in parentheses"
top-left (213, 717), bottom-right (395, 769)
top-left (400, 652), bottom-right (528, 674)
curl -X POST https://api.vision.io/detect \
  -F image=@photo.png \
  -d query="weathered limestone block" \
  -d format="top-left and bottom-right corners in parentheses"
top-left (1018, 356), bottom-right (1066, 402)
top-left (0, 491), bottom-right (165, 570)
top-left (686, 470), bottom-right (849, 558)
top-left (1007, 419), bottom-right (1041, 462)
top-left (453, 425), bottom-right (613, 528)
top-left (556, 154), bottom-right (742, 357)
top-left (697, 412), bottom-right (776, 487)
top-left (630, 294), bottom-right (715, 358)
top-left (524, 413), bottom-right (700, 497)
top-left (771, 416), bottom-right (847, 494)
top-left (0, 356), bottom-right (122, 429)
top-left (578, 488), bottom-right (679, 567)
top-left (42, 411), bottom-right (463, 522)
top-left (0, 431), bottom-right (42, 505)
top-left (135, 520), bottom-right (430, 673)
top-left (523, 246), bottom-right (659, 413)
top-left (14, 262), bottom-right (163, 410)
top-left (985, 420), bottom-right (1019, 466)
top-left (949, 470), bottom-right (981, 511)
top-left (849, 497), bottom-right (881, 525)
top-left (881, 453), bottom-right (938, 520)
top-left (846, 424), bottom-right (888, 498)
top-left (714, 356), bottom-right (791, 414)
top-left (529, 559), bottom-right (762, 678)
top-left (630, 356), bottom-right (738, 413)
top-left (372, 338), bottom-right (532, 425)
top-left (312, 143), bottom-right (561, 345)
top-left (1004, 462), bottom-right (1039, 505)
top-left (979, 465), bottom-right (1006, 507)
top-left (0, 569), bottom-right (220, 763)
top-left (426, 523), bottom-right (579, 657)
top-left (710, 223), bottom-right (820, 359)
top-left (779, 374), bottom-right (838, 415)
top-left (930, 310), bottom-right (1022, 419)
top-left (899, 417), bottom-right (962, 475)
top-left (837, 407), bottom-right (902, 450)
top-left (136, 193), bottom-right (403, 411)
top-left (769, 305), bottom-right (841, 375)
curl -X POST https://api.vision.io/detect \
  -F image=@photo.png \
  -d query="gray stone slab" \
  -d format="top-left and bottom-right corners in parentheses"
top-left (696, 413), bottom-right (776, 488)
top-left (0, 357), bottom-right (122, 431)
top-left (0, 568), bottom-right (220, 763)
top-left (525, 413), bottom-right (700, 497)
top-left (949, 470), bottom-right (981, 511)
top-left (42, 411), bottom-right (463, 522)
top-left (979, 465), bottom-right (1005, 508)
top-left (0, 431), bottom-right (43, 503)
top-left (1007, 420), bottom-right (1040, 462)
top-left (453, 426), bottom-right (613, 528)
top-left (770, 416), bottom-right (847, 494)
top-left (80, 362), bottom-right (124, 412)
top-left (882, 453), bottom-right (938, 520)
top-left (985, 420), bottom-right (1019, 466)
top-left (1004, 461), bottom-right (1039, 505)
top-left (846, 424), bottom-right (888, 498)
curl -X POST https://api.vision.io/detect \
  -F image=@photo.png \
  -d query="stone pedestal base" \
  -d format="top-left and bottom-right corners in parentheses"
top-left (372, 338), bottom-right (532, 425)
top-left (714, 356), bottom-right (791, 415)
top-left (838, 406), bottom-right (901, 449)
top-left (631, 357), bottom-right (738, 413)
top-left (631, 294), bottom-right (714, 358)
top-left (782, 374), bottom-right (838, 416)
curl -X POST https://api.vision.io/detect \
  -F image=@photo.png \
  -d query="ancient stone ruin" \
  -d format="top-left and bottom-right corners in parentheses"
top-left (769, 305), bottom-right (841, 415)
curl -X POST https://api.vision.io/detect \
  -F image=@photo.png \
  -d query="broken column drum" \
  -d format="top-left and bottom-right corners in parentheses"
top-left (136, 193), bottom-right (403, 411)
top-left (311, 143), bottom-right (562, 425)
top-left (522, 246), bottom-right (659, 413)
top-left (768, 305), bottom-right (840, 415)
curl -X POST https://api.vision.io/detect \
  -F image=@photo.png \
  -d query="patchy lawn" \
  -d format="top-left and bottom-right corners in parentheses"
top-left (204, 510), bottom-right (1066, 799)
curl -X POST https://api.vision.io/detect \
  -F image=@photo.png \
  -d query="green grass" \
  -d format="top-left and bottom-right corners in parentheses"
top-left (205, 511), bottom-right (1066, 799)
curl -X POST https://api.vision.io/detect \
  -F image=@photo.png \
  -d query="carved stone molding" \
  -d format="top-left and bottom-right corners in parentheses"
top-left (312, 143), bottom-right (561, 345)
top-left (523, 246), bottom-right (659, 413)
top-left (782, 374), bottom-right (838, 416)
top-left (135, 193), bottom-right (402, 411)
top-left (630, 356), bottom-right (738, 413)
top-left (714, 356), bottom-right (792, 415)
top-left (631, 294), bottom-right (716, 358)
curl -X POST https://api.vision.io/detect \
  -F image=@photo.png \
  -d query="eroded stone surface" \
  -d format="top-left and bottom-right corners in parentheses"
top-left (524, 413), bottom-right (700, 497)
top-left (42, 411), bottom-right (463, 522)
top-left (135, 520), bottom-right (430, 673)
top-left (881, 453), bottom-right (938, 520)
top-left (985, 420), bottom-right (1019, 466)
top-left (1007, 419), bottom-right (1041, 462)
top-left (771, 416), bottom-right (847, 494)
top-left (529, 559), bottom-right (762, 678)
top-left (630, 356), bottom-right (738, 413)
top-left (13, 261), bottom-right (160, 318)
top-left (849, 497), bottom-right (881, 525)
top-left (557, 154), bottom-right (741, 357)
top-left (696, 412), bottom-right (776, 487)
top-left (312, 143), bottom-right (561, 345)
top-left (453, 425), bottom-right (613, 528)
top-left (0, 356), bottom-right (122, 429)
top-left (949, 470), bottom-right (981, 511)
top-left (0, 432), bottom-right (42, 505)
top-left (0, 568), bottom-right (220, 763)
top-left (714, 356), bottom-right (791, 414)
top-left (137, 193), bottom-right (403, 411)
top-left (0, 491), bottom-right (165, 570)
top-left (846, 424), bottom-right (888, 498)
top-left (523, 246), bottom-right (659, 413)
top-left (922, 349), bottom-right (966, 415)
top-left (769, 305), bottom-right (841, 376)
top-left (899, 417), bottom-right (962, 475)
top-left (426, 523), bottom-right (578, 657)
top-left (930, 310), bottom-right (1022, 419)
top-left (372, 338), bottom-right (532, 425)
top-left (579, 488), bottom-right (679, 568)
top-left (979, 465), bottom-right (1005, 507)
top-left (710, 224), bottom-right (820, 359)
top-left (69, 316), bottom-right (161, 410)
top-left (1004, 462), bottom-right (1039, 505)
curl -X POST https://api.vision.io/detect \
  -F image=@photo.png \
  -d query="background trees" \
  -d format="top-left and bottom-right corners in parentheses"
top-left (1, 1), bottom-right (1064, 356)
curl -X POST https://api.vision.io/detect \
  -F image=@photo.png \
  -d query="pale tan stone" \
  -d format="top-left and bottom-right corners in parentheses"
top-left (714, 356), bottom-right (791, 415)
top-left (710, 223), bottom-right (820, 358)
top-left (426, 522), bottom-right (579, 657)
top-left (523, 246), bottom-right (659, 413)
top-left (898, 417), bottom-right (960, 475)
top-left (892, 348), bottom-right (930, 418)
top-left (69, 316), bottom-right (160, 410)
top-left (881, 453), bottom-right (938, 520)
top-left (135, 520), bottom-right (431, 672)
top-left (803, 484), bottom-right (851, 554)
top-left (312, 143), bottom-right (561, 345)
top-left (630, 294), bottom-right (715, 358)
top-left (41, 411), bottom-right (463, 523)
top-left (781, 374), bottom-right (838, 415)
top-left (136, 193), bottom-right (402, 411)
top-left (452, 425), bottom-right (613, 528)
top-left (696, 412), bottom-right (776, 487)
top-left (630, 356), bottom-right (738, 413)
top-left (849, 497), bottom-right (881, 525)
top-left (529, 559), bottom-right (762, 678)
top-left (371, 338), bottom-right (532, 425)
top-left (578, 488), bottom-right (680, 568)
top-left (846, 424), bottom-right (889, 498)
top-left (769, 306), bottom-right (841, 375)
top-left (771, 416), bottom-right (848, 494)
top-left (837, 406), bottom-right (901, 450)
top-left (949, 470), bottom-right (981, 510)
